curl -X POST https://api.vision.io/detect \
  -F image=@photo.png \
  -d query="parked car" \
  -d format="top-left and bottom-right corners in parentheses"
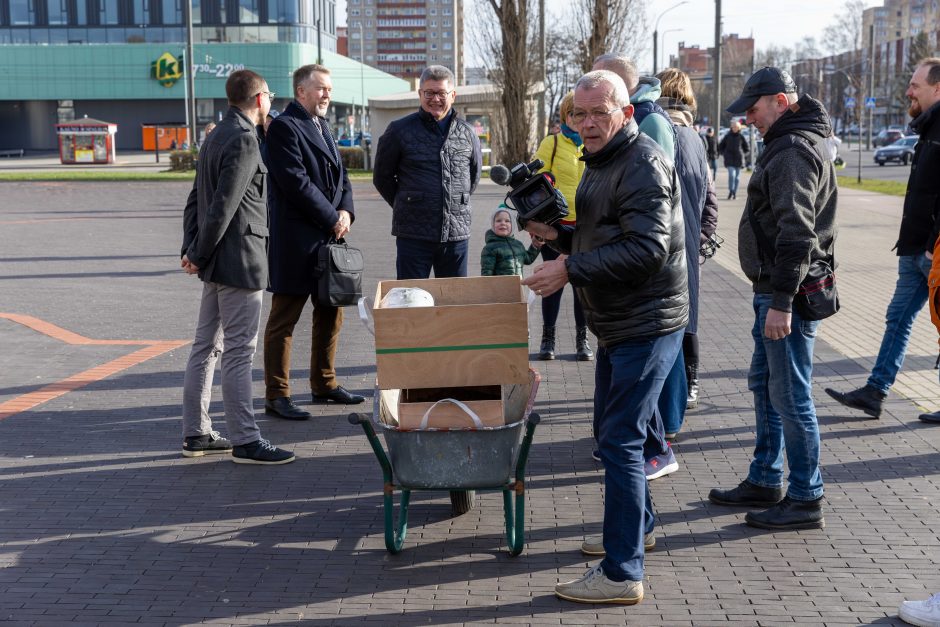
top-left (337, 132), bottom-right (372, 147)
top-left (874, 135), bottom-right (918, 166)
top-left (873, 129), bottom-right (904, 147)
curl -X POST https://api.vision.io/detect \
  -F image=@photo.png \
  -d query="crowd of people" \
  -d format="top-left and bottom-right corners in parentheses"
top-left (177, 56), bottom-right (940, 624)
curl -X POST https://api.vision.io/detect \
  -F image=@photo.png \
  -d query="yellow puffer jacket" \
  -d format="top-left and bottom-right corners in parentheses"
top-left (534, 132), bottom-right (584, 222)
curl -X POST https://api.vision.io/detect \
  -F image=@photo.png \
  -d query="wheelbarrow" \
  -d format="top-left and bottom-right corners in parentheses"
top-left (348, 370), bottom-right (541, 556)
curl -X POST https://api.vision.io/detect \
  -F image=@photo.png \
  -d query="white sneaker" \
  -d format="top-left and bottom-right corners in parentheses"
top-left (899, 592), bottom-right (940, 627)
top-left (554, 564), bottom-right (643, 605)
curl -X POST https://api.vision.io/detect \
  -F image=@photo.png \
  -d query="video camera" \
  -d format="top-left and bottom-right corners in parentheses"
top-left (490, 159), bottom-right (569, 230)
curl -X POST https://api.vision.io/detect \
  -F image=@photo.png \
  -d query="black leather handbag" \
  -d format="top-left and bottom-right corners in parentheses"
top-left (315, 237), bottom-right (363, 307)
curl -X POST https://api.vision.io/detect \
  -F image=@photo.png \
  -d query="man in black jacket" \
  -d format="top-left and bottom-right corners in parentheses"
top-left (262, 64), bottom-right (364, 418)
top-left (373, 65), bottom-right (482, 279)
top-left (180, 69), bottom-right (294, 465)
top-left (709, 67), bottom-right (837, 530)
top-left (523, 70), bottom-right (688, 605)
top-left (826, 58), bottom-right (940, 424)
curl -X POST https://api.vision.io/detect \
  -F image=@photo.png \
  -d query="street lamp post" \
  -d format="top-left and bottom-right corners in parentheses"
top-left (653, 1), bottom-right (688, 74)
top-left (185, 0), bottom-right (196, 148)
top-left (659, 28), bottom-right (683, 72)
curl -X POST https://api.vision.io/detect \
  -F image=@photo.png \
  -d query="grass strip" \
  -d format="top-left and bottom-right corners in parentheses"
top-left (837, 175), bottom-right (907, 197)
top-left (0, 169), bottom-right (377, 182)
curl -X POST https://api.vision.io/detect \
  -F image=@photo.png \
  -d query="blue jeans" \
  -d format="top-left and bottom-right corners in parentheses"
top-left (727, 166), bottom-right (741, 195)
top-left (868, 253), bottom-right (931, 393)
top-left (747, 294), bottom-right (823, 501)
top-left (594, 329), bottom-right (683, 582)
top-left (395, 237), bottom-right (469, 280)
top-left (708, 158), bottom-right (717, 181)
top-left (658, 349), bottom-right (688, 437)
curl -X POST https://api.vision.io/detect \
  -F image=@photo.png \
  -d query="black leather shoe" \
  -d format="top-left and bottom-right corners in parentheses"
top-left (264, 397), bottom-right (312, 421)
top-left (709, 480), bottom-right (784, 507)
top-left (313, 386), bottom-right (365, 405)
top-left (918, 410), bottom-right (940, 423)
top-left (745, 496), bottom-right (825, 530)
top-left (824, 384), bottom-right (886, 418)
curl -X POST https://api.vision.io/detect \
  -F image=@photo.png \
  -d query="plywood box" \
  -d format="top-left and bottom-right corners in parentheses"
top-left (392, 385), bottom-right (505, 430)
top-left (373, 276), bottom-right (529, 390)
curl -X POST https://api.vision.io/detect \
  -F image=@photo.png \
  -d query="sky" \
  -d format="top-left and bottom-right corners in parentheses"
top-left (335, 0), bottom-right (880, 74)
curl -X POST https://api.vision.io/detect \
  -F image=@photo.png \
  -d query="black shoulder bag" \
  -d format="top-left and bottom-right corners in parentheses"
top-left (314, 179), bottom-right (364, 307)
top-left (746, 132), bottom-right (839, 321)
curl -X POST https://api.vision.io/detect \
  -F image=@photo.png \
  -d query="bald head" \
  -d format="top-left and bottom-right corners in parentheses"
top-left (592, 54), bottom-right (638, 93)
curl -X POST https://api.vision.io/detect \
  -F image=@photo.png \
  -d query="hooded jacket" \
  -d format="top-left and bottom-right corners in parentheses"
top-left (737, 95), bottom-right (838, 312)
top-left (534, 130), bottom-right (584, 220)
top-left (631, 77), bottom-right (676, 158)
top-left (898, 100), bottom-right (940, 255)
top-left (480, 229), bottom-right (540, 277)
top-left (554, 121), bottom-right (689, 346)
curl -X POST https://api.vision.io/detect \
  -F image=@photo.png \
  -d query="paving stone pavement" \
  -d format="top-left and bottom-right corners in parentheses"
top-left (0, 175), bottom-right (939, 626)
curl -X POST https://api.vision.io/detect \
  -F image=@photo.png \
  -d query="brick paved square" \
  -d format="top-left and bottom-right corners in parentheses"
top-left (0, 178), bottom-right (937, 625)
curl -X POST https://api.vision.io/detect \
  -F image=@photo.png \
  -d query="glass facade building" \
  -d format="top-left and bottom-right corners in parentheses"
top-left (0, 0), bottom-right (337, 44)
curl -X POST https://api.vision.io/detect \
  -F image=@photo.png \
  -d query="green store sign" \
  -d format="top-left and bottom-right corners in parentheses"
top-left (151, 52), bottom-right (184, 87)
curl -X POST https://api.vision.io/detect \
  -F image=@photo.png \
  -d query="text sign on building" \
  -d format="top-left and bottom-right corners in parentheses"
top-left (152, 52), bottom-right (184, 88)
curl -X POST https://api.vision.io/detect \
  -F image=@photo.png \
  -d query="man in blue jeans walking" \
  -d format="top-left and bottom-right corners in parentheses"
top-left (826, 57), bottom-right (940, 425)
top-left (522, 69), bottom-right (688, 605)
top-left (709, 67), bottom-right (838, 530)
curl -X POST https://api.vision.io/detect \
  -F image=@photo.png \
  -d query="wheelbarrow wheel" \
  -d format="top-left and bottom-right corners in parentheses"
top-left (450, 490), bottom-right (475, 515)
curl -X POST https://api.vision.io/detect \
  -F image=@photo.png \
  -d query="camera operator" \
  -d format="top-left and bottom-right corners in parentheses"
top-left (523, 69), bottom-right (688, 605)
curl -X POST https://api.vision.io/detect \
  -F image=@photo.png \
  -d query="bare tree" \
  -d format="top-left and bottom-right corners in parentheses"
top-left (823, 0), bottom-right (867, 56)
top-left (467, 0), bottom-right (539, 165)
top-left (570, 0), bottom-right (650, 73)
top-left (543, 25), bottom-right (582, 126)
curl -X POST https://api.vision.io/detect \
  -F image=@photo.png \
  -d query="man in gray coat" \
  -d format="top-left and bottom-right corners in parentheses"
top-left (180, 69), bottom-right (294, 465)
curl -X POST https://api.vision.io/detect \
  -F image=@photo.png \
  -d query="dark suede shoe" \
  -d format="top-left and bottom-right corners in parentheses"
top-left (745, 496), bottom-right (825, 530)
top-left (918, 410), bottom-right (940, 423)
top-left (824, 384), bottom-right (886, 418)
top-left (709, 480), bottom-right (785, 507)
top-left (265, 396), bottom-right (313, 421)
top-left (313, 386), bottom-right (365, 405)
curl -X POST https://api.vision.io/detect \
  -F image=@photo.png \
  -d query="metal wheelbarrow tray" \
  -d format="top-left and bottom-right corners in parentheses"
top-left (348, 369), bottom-right (540, 556)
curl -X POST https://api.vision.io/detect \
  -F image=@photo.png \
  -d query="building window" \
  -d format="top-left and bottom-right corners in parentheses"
top-left (442, 6), bottom-right (450, 14)
top-left (350, 8), bottom-right (358, 15)
top-left (48, 0), bottom-right (69, 24)
top-left (429, 19), bottom-right (435, 26)
top-left (443, 41), bottom-right (451, 49)
top-left (99, 0), bottom-right (119, 24)
top-left (442, 30), bottom-right (449, 37)
top-left (443, 18), bottom-right (450, 26)
top-left (430, 42), bottom-right (436, 49)
top-left (10, 0), bottom-right (35, 24)
top-left (238, 0), bottom-right (257, 22)
top-left (429, 8), bottom-right (435, 14)
top-left (271, 0), bottom-right (298, 22)
top-left (364, 8), bottom-right (371, 15)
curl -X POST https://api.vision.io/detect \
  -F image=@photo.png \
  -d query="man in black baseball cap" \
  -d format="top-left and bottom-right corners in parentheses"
top-left (708, 66), bottom-right (838, 532)
top-left (726, 66), bottom-right (798, 115)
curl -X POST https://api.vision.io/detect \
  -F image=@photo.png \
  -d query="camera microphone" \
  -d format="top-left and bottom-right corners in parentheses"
top-left (490, 164), bottom-right (511, 186)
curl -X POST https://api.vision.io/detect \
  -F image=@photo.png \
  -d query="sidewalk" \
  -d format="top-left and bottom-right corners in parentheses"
top-left (0, 175), bottom-right (938, 626)
top-left (0, 151), bottom-right (174, 172)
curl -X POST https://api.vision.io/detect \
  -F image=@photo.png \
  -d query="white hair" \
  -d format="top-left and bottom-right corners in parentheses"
top-left (575, 70), bottom-right (631, 107)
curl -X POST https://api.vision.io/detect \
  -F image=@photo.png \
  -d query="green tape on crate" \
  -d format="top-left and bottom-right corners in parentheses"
top-left (376, 342), bottom-right (529, 355)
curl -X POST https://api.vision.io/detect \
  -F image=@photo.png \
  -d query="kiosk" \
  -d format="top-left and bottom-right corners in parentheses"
top-left (56, 117), bottom-right (117, 164)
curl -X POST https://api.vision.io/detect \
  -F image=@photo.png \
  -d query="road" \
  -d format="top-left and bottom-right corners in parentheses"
top-left (835, 142), bottom-right (913, 182)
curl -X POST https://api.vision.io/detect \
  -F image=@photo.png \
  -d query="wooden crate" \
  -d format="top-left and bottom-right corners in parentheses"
top-left (373, 276), bottom-right (529, 390)
top-left (382, 385), bottom-right (505, 430)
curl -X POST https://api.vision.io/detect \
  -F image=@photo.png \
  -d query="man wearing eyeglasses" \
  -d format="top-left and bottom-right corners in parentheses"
top-left (373, 65), bottom-right (483, 279)
top-left (180, 69), bottom-right (295, 465)
top-left (523, 70), bottom-right (688, 605)
top-left (262, 64), bottom-right (364, 419)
